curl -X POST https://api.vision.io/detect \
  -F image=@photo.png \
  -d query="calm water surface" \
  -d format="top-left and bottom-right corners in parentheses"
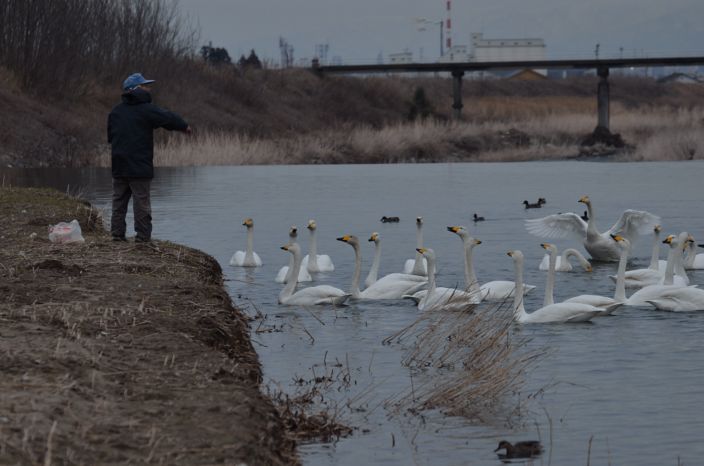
top-left (4, 161), bottom-right (704, 466)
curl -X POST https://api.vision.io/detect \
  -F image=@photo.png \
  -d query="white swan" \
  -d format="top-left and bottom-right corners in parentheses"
top-left (646, 285), bottom-right (704, 311)
top-left (301, 220), bottom-right (335, 273)
top-left (275, 225), bottom-right (313, 283)
top-left (337, 235), bottom-right (427, 300)
top-left (507, 250), bottom-right (608, 323)
top-left (278, 242), bottom-right (350, 306)
top-left (625, 232), bottom-right (692, 306)
top-left (525, 195), bottom-right (660, 262)
top-left (644, 235), bottom-right (704, 311)
top-left (538, 248), bottom-right (592, 272)
top-left (563, 236), bottom-right (629, 310)
top-left (683, 236), bottom-right (704, 270)
top-left (403, 217), bottom-right (428, 276)
top-left (448, 226), bottom-right (535, 301)
top-left (416, 247), bottom-right (483, 311)
top-left (365, 232), bottom-right (382, 287)
top-left (229, 218), bottom-right (263, 267)
top-left (608, 225), bottom-right (663, 288)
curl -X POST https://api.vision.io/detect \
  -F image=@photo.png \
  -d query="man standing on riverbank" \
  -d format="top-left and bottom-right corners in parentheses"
top-left (107, 73), bottom-right (191, 243)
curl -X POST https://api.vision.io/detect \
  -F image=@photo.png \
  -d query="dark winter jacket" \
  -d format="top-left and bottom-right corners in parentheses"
top-left (107, 88), bottom-right (188, 178)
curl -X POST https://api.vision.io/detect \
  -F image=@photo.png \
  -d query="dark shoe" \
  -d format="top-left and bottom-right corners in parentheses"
top-left (112, 235), bottom-right (127, 242)
top-left (134, 236), bottom-right (151, 244)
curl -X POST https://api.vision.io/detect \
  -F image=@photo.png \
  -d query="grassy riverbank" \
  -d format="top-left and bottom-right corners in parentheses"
top-left (124, 104), bottom-right (704, 165)
top-left (5, 66), bottom-right (704, 167)
top-left (0, 188), bottom-right (296, 464)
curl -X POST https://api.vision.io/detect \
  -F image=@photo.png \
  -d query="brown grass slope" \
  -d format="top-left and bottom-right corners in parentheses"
top-left (3, 63), bottom-right (704, 167)
top-left (0, 188), bottom-right (296, 464)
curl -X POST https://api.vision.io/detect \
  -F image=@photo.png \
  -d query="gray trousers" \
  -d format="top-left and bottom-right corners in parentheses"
top-left (111, 177), bottom-right (152, 240)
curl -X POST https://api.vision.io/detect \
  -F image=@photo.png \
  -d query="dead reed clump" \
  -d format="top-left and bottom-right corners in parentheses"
top-left (267, 355), bottom-right (355, 443)
top-left (383, 301), bottom-right (543, 423)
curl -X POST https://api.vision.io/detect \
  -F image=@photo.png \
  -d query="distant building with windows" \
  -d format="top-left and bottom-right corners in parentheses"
top-left (440, 45), bottom-right (470, 63)
top-left (388, 51), bottom-right (413, 64)
top-left (470, 33), bottom-right (546, 62)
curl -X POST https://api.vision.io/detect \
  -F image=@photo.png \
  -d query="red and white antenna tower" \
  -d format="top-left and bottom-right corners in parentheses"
top-left (445, 0), bottom-right (452, 51)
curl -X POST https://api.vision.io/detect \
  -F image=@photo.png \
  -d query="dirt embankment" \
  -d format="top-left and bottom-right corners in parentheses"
top-left (0, 188), bottom-right (297, 464)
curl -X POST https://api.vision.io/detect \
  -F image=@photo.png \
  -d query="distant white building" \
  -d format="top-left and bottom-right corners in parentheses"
top-left (389, 51), bottom-right (413, 64)
top-left (470, 33), bottom-right (546, 62)
top-left (439, 45), bottom-right (470, 63)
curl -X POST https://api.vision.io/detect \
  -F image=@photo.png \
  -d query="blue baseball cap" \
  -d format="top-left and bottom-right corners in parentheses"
top-left (122, 73), bottom-right (156, 90)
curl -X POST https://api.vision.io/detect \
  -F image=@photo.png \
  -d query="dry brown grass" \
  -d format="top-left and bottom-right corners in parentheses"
top-left (91, 100), bottom-right (704, 166)
top-left (7, 70), bottom-right (704, 166)
top-left (0, 187), bottom-right (297, 465)
top-left (382, 301), bottom-right (542, 423)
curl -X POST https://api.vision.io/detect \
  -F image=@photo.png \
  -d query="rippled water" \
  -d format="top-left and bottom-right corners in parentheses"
top-left (4, 161), bottom-right (704, 465)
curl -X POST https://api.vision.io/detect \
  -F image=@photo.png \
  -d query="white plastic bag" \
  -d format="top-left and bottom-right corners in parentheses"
top-left (48, 219), bottom-right (85, 244)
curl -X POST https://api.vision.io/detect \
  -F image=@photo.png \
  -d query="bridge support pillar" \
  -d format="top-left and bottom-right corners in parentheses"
top-left (597, 66), bottom-right (610, 130)
top-left (451, 70), bottom-right (464, 119)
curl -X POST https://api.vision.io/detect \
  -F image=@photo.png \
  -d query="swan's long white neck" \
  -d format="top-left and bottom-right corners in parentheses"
top-left (308, 228), bottom-right (319, 268)
top-left (584, 202), bottom-right (599, 238)
top-left (544, 248), bottom-right (557, 306)
top-left (366, 240), bottom-right (381, 286)
top-left (614, 244), bottom-right (629, 302)
top-left (512, 256), bottom-right (527, 320)
top-left (425, 253), bottom-right (436, 293)
top-left (674, 242), bottom-right (689, 281)
top-left (245, 226), bottom-right (255, 262)
top-left (662, 243), bottom-right (678, 286)
top-left (280, 246), bottom-right (302, 300)
top-left (461, 237), bottom-right (481, 293)
top-left (413, 222), bottom-right (425, 274)
top-left (560, 249), bottom-right (572, 263)
top-left (563, 249), bottom-right (586, 267)
top-left (350, 242), bottom-right (363, 298)
top-left (285, 232), bottom-right (297, 278)
top-left (648, 230), bottom-right (661, 270)
top-left (684, 241), bottom-right (696, 269)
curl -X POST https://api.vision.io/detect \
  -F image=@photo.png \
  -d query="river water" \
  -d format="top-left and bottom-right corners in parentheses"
top-left (3, 161), bottom-right (704, 465)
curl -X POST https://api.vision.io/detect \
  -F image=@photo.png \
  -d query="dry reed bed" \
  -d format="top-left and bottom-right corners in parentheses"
top-left (0, 188), bottom-right (296, 464)
top-left (93, 103), bottom-right (704, 167)
top-left (382, 300), bottom-right (543, 423)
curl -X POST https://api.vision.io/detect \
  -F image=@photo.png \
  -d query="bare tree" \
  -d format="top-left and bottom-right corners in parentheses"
top-left (0, 0), bottom-right (198, 94)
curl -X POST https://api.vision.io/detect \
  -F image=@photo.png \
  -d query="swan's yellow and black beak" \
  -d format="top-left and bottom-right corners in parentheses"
top-left (611, 234), bottom-right (624, 242)
top-left (447, 226), bottom-right (461, 233)
top-left (368, 233), bottom-right (378, 242)
top-left (307, 220), bottom-right (316, 230)
top-left (474, 239), bottom-right (482, 245)
top-left (337, 235), bottom-right (351, 243)
top-left (578, 195), bottom-right (590, 204)
top-left (243, 218), bottom-right (253, 226)
top-left (687, 235), bottom-right (695, 244)
top-left (663, 235), bottom-right (675, 244)
top-left (281, 244), bottom-right (290, 251)
top-left (507, 251), bottom-right (514, 257)
top-left (540, 242), bottom-right (551, 250)
top-left (416, 247), bottom-right (427, 254)
top-left (654, 225), bottom-right (662, 233)
top-left (585, 265), bottom-right (593, 272)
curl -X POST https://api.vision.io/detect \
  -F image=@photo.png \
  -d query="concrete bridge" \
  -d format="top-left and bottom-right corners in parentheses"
top-left (314, 56), bottom-right (704, 132)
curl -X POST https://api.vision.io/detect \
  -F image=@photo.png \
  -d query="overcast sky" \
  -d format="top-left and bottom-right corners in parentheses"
top-left (179, 0), bottom-right (704, 65)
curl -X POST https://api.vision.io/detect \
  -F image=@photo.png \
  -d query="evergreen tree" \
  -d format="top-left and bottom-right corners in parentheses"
top-left (408, 87), bottom-right (433, 121)
top-left (200, 45), bottom-right (232, 66)
top-left (245, 49), bottom-right (262, 69)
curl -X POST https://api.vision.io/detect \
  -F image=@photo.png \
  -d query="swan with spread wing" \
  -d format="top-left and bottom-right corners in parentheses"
top-left (525, 195), bottom-right (660, 262)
